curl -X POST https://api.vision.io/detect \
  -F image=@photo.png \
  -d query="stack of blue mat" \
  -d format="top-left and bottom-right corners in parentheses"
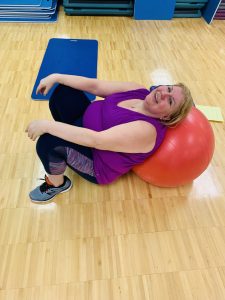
top-left (174, 0), bottom-right (208, 18)
top-left (0, 0), bottom-right (58, 22)
top-left (63, 0), bottom-right (133, 16)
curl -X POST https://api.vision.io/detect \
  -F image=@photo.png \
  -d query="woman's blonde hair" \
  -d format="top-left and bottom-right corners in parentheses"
top-left (160, 83), bottom-right (194, 127)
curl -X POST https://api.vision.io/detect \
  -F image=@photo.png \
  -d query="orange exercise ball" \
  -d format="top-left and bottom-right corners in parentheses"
top-left (133, 107), bottom-right (215, 187)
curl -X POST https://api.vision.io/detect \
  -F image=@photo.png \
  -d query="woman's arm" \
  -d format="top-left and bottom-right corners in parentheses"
top-left (36, 73), bottom-right (145, 98)
top-left (26, 120), bottom-right (157, 153)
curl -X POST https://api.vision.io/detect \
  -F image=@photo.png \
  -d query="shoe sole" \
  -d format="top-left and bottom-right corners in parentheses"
top-left (30, 182), bottom-right (73, 204)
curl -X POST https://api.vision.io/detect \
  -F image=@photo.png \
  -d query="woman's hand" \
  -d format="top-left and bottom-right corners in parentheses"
top-left (36, 73), bottom-right (59, 96)
top-left (26, 120), bottom-right (50, 141)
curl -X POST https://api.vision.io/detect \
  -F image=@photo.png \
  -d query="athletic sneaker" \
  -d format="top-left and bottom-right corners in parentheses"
top-left (29, 175), bottom-right (72, 204)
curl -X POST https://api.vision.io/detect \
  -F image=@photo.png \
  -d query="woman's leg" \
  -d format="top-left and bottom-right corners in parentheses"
top-left (36, 133), bottom-right (97, 182)
top-left (49, 84), bottom-right (91, 125)
top-left (46, 174), bottom-right (64, 187)
top-left (30, 86), bottom-right (95, 203)
top-left (29, 133), bottom-right (97, 203)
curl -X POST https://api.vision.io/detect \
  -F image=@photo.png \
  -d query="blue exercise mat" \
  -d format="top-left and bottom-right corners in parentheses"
top-left (0, 12), bottom-right (57, 21)
top-left (0, 0), bottom-right (57, 22)
top-left (0, 7), bottom-right (58, 22)
top-left (31, 38), bottom-right (98, 101)
top-left (0, 0), bottom-right (57, 18)
top-left (0, 0), bottom-right (51, 9)
top-left (0, 0), bottom-right (41, 6)
top-left (0, 1), bottom-right (56, 14)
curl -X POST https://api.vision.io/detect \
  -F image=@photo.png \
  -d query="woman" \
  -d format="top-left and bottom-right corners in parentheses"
top-left (26, 73), bottom-right (193, 203)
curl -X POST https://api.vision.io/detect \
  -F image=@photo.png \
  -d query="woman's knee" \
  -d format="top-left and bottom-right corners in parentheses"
top-left (49, 84), bottom-right (64, 110)
top-left (36, 134), bottom-right (68, 156)
top-left (36, 134), bottom-right (56, 157)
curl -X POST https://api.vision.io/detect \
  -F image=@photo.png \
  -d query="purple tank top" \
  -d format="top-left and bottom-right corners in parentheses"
top-left (83, 89), bottom-right (167, 184)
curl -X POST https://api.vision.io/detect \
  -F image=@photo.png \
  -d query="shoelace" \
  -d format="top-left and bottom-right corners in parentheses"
top-left (38, 176), bottom-right (54, 193)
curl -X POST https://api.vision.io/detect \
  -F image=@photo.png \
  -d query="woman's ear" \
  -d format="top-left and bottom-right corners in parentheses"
top-left (161, 115), bottom-right (170, 120)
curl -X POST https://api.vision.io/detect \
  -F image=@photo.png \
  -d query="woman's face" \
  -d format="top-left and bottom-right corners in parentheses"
top-left (144, 85), bottom-right (184, 119)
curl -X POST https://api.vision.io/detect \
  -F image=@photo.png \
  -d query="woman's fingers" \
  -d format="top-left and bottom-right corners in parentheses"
top-left (36, 84), bottom-right (46, 95)
top-left (36, 75), bottom-right (55, 95)
top-left (31, 135), bottom-right (36, 141)
top-left (28, 131), bottom-right (36, 141)
top-left (26, 120), bottom-right (46, 141)
top-left (25, 123), bottom-right (34, 140)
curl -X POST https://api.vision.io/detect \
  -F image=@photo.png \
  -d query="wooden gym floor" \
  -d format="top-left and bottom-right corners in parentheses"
top-left (0, 6), bottom-right (225, 300)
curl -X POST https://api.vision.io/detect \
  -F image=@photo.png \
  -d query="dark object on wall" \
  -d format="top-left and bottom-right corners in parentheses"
top-left (63, 0), bottom-right (133, 16)
top-left (174, 0), bottom-right (208, 18)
